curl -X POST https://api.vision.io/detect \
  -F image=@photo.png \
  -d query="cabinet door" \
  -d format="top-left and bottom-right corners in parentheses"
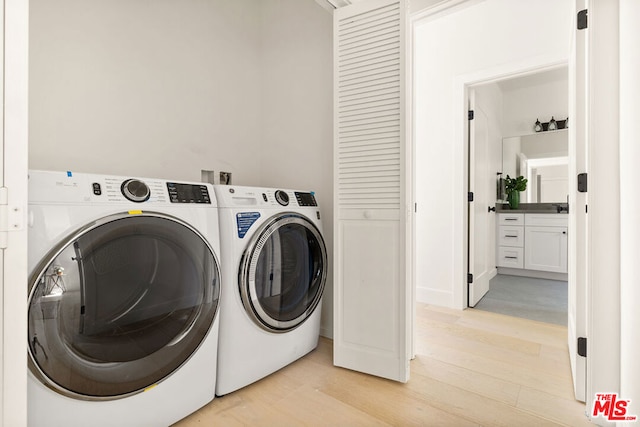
top-left (524, 226), bottom-right (568, 273)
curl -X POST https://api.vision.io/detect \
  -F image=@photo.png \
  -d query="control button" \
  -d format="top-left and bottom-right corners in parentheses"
top-left (262, 193), bottom-right (268, 202)
top-left (275, 190), bottom-right (289, 206)
top-left (92, 183), bottom-right (102, 196)
top-left (121, 179), bottom-right (150, 203)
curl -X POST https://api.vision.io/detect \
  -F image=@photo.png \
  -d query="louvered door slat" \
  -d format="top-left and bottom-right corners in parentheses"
top-left (339, 85), bottom-right (399, 103)
top-left (339, 52), bottom-right (400, 72)
top-left (338, 4), bottom-right (399, 33)
top-left (340, 147), bottom-right (400, 158)
top-left (339, 105), bottom-right (398, 120)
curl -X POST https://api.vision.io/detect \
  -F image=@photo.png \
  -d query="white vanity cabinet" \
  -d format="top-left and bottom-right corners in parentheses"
top-left (524, 214), bottom-right (568, 273)
top-left (497, 213), bottom-right (524, 268)
top-left (496, 213), bottom-right (568, 274)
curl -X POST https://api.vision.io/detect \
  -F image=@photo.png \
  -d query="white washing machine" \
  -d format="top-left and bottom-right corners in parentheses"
top-left (27, 170), bottom-right (221, 427)
top-left (214, 185), bottom-right (328, 395)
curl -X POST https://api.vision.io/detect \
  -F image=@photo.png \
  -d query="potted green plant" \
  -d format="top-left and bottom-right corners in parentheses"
top-left (504, 175), bottom-right (527, 209)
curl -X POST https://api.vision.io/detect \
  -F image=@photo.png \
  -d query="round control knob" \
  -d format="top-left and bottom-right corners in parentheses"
top-left (274, 190), bottom-right (289, 206)
top-left (121, 179), bottom-right (150, 203)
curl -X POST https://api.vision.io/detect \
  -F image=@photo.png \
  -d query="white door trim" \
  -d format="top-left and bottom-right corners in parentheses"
top-left (1, 0), bottom-right (29, 425)
top-left (451, 55), bottom-right (569, 310)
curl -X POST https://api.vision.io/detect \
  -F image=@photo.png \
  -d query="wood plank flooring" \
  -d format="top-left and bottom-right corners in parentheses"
top-left (174, 303), bottom-right (592, 426)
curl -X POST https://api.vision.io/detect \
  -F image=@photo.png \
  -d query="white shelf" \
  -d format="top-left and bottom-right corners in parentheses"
top-left (504, 128), bottom-right (568, 139)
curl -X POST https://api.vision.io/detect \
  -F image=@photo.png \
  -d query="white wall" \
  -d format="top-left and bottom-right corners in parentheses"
top-left (502, 75), bottom-right (569, 137)
top-left (413, 0), bottom-right (572, 307)
top-left (258, 0), bottom-right (334, 337)
top-left (29, 0), bottom-right (264, 184)
top-left (29, 0), bottom-right (335, 335)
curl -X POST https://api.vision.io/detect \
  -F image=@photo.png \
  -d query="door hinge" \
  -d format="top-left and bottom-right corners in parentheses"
top-left (0, 188), bottom-right (9, 249)
top-left (467, 273), bottom-right (473, 284)
top-left (577, 337), bottom-right (587, 357)
top-left (577, 9), bottom-right (588, 30)
top-left (468, 110), bottom-right (474, 120)
top-left (468, 192), bottom-right (474, 202)
top-left (577, 173), bottom-right (588, 192)
top-left (0, 187), bottom-right (24, 249)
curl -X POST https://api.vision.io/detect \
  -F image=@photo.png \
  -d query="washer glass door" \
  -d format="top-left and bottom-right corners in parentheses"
top-left (27, 213), bottom-right (220, 400)
top-left (240, 213), bottom-right (327, 331)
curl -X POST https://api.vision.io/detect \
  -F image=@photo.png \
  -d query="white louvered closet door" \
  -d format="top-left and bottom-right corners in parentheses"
top-left (333, 0), bottom-right (410, 382)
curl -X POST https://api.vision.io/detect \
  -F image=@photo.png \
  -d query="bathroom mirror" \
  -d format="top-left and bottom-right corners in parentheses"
top-left (502, 130), bottom-right (568, 203)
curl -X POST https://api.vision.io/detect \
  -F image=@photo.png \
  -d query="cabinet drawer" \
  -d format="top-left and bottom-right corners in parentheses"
top-left (497, 247), bottom-right (524, 268)
top-left (525, 214), bottom-right (568, 227)
top-left (499, 213), bottom-right (524, 226)
top-left (498, 225), bottom-right (524, 247)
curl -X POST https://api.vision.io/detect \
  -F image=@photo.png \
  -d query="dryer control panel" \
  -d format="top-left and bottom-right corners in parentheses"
top-left (215, 185), bottom-right (319, 209)
top-left (294, 192), bottom-right (317, 207)
top-left (28, 170), bottom-right (215, 206)
top-left (167, 182), bottom-right (211, 204)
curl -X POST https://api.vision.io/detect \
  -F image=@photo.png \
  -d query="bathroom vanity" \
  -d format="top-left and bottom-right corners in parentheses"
top-left (496, 208), bottom-right (568, 279)
top-left (496, 129), bottom-right (569, 280)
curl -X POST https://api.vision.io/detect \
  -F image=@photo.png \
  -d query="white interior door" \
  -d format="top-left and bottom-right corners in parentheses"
top-left (333, 0), bottom-right (411, 382)
top-left (567, 0), bottom-right (587, 403)
top-left (1, 0), bottom-right (29, 425)
top-left (468, 90), bottom-right (491, 307)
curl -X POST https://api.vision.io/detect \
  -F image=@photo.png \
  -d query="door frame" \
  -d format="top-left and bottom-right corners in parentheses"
top-left (2, 0), bottom-right (29, 425)
top-left (408, 0), bottom-right (589, 405)
top-left (451, 55), bottom-right (569, 310)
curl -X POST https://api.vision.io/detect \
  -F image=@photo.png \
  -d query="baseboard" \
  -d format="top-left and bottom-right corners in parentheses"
top-left (497, 267), bottom-right (568, 281)
top-left (416, 286), bottom-right (454, 307)
top-left (319, 326), bottom-right (333, 339)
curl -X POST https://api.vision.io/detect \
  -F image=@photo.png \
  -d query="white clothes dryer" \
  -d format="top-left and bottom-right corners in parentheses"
top-left (27, 170), bottom-right (221, 427)
top-left (213, 185), bottom-right (327, 396)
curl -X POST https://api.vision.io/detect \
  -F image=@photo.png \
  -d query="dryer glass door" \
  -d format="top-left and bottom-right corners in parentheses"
top-left (240, 213), bottom-right (327, 331)
top-left (27, 213), bottom-right (220, 400)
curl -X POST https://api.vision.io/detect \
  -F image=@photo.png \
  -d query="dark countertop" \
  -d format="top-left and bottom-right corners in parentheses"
top-left (496, 202), bottom-right (569, 214)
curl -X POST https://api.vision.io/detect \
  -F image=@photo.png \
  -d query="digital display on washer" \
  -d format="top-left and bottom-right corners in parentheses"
top-left (167, 183), bottom-right (211, 204)
top-left (295, 192), bottom-right (317, 207)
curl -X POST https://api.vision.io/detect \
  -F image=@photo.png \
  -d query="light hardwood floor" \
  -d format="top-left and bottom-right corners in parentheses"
top-left (174, 303), bottom-right (592, 426)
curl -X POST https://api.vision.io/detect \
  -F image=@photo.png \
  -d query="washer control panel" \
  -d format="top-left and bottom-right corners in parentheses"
top-left (28, 170), bottom-right (217, 206)
top-left (219, 186), bottom-right (318, 208)
top-left (295, 192), bottom-right (318, 207)
top-left (167, 182), bottom-right (211, 204)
